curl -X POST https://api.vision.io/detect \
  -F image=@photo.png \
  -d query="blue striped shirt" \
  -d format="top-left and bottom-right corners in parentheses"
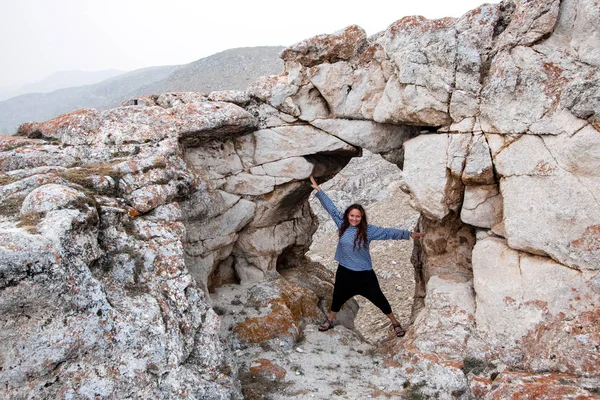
top-left (315, 190), bottom-right (411, 271)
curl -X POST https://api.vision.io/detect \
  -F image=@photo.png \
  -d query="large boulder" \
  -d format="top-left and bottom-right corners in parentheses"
top-left (374, 16), bottom-right (457, 126)
top-left (401, 134), bottom-right (464, 220)
top-left (492, 130), bottom-right (600, 270)
top-left (472, 237), bottom-right (599, 370)
top-left (281, 25), bottom-right (368, 67)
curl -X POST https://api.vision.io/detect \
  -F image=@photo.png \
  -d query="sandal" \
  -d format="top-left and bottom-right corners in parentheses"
top-left (391, 323), bottom-right (406, 337)
top-left (318, 319), bottom-right (334, 332)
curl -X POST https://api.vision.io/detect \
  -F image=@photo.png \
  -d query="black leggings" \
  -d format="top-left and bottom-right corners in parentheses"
top-left (331, 264), bottom-right (392, 314)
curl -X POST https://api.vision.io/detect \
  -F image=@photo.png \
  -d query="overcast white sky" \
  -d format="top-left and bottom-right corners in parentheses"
top-left (0, 0), bottom-right (499, 88)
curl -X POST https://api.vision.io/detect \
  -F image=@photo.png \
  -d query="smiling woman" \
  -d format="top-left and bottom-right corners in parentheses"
top-left (309, 176), bottom-right (423, 337)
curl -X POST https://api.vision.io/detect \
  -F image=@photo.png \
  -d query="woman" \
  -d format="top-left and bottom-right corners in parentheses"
top-left (310, 176), bottom-right (423, 337)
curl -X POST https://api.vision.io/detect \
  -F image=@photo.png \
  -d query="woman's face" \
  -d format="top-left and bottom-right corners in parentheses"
top-left (348, 208), bottom-right (363, 226)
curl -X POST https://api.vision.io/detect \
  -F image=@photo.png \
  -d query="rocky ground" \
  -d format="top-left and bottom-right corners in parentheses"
top-left (210, 282), bottom-right (415, 400)
top-left (208, 152), bottom-right (423, 399)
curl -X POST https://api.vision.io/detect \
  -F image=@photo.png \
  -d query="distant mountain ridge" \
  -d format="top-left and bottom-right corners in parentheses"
top-left (0, 69), bottom-right (126, 102)
top-left (0, 46), bottom-right (285, 134)
top-left (132, 46), bottom-right (286, 96)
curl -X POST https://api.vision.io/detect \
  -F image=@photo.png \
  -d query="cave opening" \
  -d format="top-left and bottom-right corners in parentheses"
top-left (304, 149), bottom-right (420, 342)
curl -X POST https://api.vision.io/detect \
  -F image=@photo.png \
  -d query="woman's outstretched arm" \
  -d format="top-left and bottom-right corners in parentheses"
top-left (310, 176), bottom-right (343, 227)
top-left (367, 225), bottom-right (424, 241)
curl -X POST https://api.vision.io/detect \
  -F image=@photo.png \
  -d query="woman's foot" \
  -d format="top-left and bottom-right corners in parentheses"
top-left (391, 323), bottom-right (406, 337)
top-left (318, 318), bottom-right (334, 331)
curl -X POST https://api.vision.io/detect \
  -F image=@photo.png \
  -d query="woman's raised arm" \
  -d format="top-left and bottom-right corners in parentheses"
top-left (310, 176), bottom-right (343, 227)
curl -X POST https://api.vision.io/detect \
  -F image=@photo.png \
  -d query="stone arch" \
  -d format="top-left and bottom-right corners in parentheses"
top-left (2, 0), bottom-right (599, 397)
top-left (180, 0), bottom-right (600, 389)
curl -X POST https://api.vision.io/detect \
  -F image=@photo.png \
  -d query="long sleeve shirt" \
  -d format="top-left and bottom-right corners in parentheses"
top-left (314, 190), bottom-right (411, 271)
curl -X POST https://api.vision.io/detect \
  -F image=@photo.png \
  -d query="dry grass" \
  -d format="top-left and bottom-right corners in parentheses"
top-left (57, 158), bottom-right (168, 195)
top-left (17, 212), bottom-right (44, 233)
top-left (0, 174), bottom-right (18, 186)
top-left (59, 163), bottom-right (122, 185)
top-left (0, 196), bottom-right (25, 217)
top-left (56, 162), bottom-right (124, 197)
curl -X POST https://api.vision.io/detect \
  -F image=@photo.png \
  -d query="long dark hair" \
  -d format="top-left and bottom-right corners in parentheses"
top-left (339, 204), bottom-right (368, 249)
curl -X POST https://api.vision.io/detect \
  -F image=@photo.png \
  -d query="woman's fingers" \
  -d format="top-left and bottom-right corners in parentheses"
top-left (411, 232), bottom-right (424, 239)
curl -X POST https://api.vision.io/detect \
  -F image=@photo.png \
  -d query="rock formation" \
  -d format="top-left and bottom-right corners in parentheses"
top-left (1, 0), bottom-right (599, 398)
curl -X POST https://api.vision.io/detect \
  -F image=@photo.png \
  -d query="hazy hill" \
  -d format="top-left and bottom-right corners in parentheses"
top-left (0, 46), bottom-right (285, 134)
top-left (0, 69), bottom-right (126, 101)
top-left (131, 46), bottom-right (285, 96)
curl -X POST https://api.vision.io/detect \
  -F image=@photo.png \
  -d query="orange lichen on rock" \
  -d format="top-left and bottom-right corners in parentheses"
top-left (570, 225), bottom-right (600, 264)
top-left (17, 108), bottom-right (99, 140)
top-left (280, 25), bottom-right (367, 67)
top-left (386, 15), bottom-right (455, 39)
top-left (249, 358), bottom-right (287, 381)
top-left (234, 278), bottom-right (319, 344)
top-left (276, 278), bottom-right (319, 324)
top-left (488, 371), bottom-right (599, 399)
top-left (470, 376), bottom-right (493, 399)
top-left (233, 299), bottom-right (296, 344)
top-left (0, 135), bottom-right (45, 151)
top-left (519, 308), bottom-right (600, 377)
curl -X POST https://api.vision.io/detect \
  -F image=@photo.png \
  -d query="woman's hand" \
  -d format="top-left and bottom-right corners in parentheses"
top-left (310, 176), bottom-right (321, 191)
top-left (411, 232), bottom-right (424, 240)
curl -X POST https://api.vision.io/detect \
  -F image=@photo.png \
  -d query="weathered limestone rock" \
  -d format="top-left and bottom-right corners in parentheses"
top-left (491, 131), bottom-right (600, 270)
top-left (0, 173), bottom-right (71, 214)
top-left (286, 83), bottom-right (329, 122)
top-left (281, 25), bottom-right (367, 67)
top-left (232, 278), bottom-right (319, 345)
top-left (542, 125), bottom-right (600, 201)
top-left (308, 61), bottom-right (386, 119)
top-left (249, 358), bottom-right (287, 382)
top-left (374, 16), bottom-right (456, 126)
top-left (207, 90), bottom-right (252, 106)
top-left (246, 75), bottom-right (300, 117)
top-left (401, 134), bottom-right (463, 220)
top-left (472, 238), bottom-right (599, 362)
top-left (461, 184), bottom-right (503, 229)
top-left (405, 276), bottom-right (475, 356)
top-left (250, 157), bottom-right (314, 180)
top-left (446, 133), bottom-right (471, 178)
top-left (397, 351), bottom-right (469, 396)
top-left (408, 212), bottom-right (475, 334)
top-left (519, 308), bottom-right (600, 377)
top-left (449, 4), bottom-right (501, 127)
top-left (175, 101), bottom-right (259, 146)
top-left (184, 139), bottom-right (244, 181)
top-left (493, 0), bottom-right (560, 53)
top-left (234, 124), bottom-right (358, 167)
top-left (502, 172), bottom-right (600, 270)
top-left (462, 134), bottom-right (495, 185)
top-left (17, 108), bottom-right (101, 142)
top-left (0, 143), bottom-right (78, 172)
top-left (20, 183), bottom-right (93, 218)
top-left (311, 118), bottom-right (418, 154)
top-left (185, 199), bottom-right (255, 273)
top-left (233, 203), bottom-right (316, 286)
top-left (223, 173), bottom-right (282, 196)
top-left (486, 371), bottom-right (599, 399)
top-left (155, 92), bottom-right (208, 108)
top-left (481, 48), bottom-right (547, 134)
top-left (18, 100), bottom-right (258, 148)
top-left (233, 221), bottom-right (298, 284)
top-left (556, 0), bottom-right (600, 68)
